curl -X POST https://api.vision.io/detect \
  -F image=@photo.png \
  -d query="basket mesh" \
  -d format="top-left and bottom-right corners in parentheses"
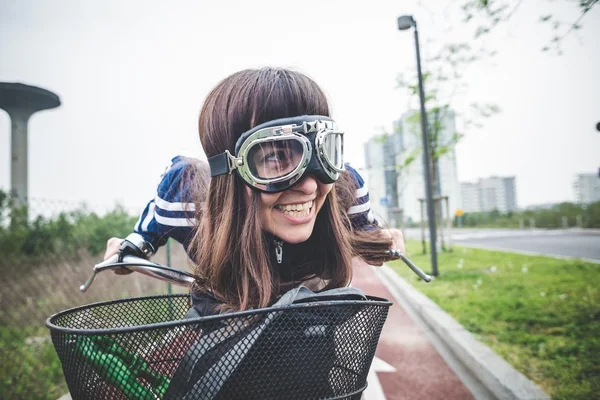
top-left (47, 294), bottom-right (390, 400)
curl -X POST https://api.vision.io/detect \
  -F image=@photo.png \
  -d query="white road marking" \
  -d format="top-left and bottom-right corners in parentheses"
top-left (363, 356), bottom-right (396, 400)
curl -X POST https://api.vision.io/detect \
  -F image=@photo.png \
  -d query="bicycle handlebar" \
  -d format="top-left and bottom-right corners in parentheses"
top-left (80, 249), bottom-right (431, 293)
top-left (80, 254), bottom-right (197, 292)
top-left (387, 250), bottom-right (432, 282)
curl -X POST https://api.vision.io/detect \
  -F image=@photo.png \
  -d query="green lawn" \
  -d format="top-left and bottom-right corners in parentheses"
top-left (0, 326), bottom-right (67, 400)
top-left (389, 240), bottom-right (600, 400)
top-left (1, 294), bottom-right (188, 400)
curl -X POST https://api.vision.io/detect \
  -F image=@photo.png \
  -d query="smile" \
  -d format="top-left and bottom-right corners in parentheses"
top-left (274, 200), bottom-right (314, 218)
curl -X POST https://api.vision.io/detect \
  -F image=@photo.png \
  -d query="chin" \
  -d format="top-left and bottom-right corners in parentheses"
top-left (275, 228), bottom-right (313, 244)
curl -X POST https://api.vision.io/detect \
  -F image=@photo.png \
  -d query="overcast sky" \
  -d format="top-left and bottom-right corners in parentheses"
top-left (1, 0), bottom-right (599, 215)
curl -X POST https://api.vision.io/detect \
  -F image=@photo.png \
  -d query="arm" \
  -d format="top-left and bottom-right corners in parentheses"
top-left (344, 166), bottom-right (430, 279)
top-left (133, 156), bottom-right (198, 251)
top-left (104, 156), bottom-right (202, 262)
top-left (344, 164), bottom-right (378, 230)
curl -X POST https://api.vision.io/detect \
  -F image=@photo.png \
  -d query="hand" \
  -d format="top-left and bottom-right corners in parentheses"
top-left (382, 228), bottom-right (405, 255)
top-left (104, 237), bottom-right (133, 275)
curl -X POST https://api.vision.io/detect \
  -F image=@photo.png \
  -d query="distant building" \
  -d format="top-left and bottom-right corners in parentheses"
top-left (364, 109), bottom-right (461, 225)
top-left (574, 173), bottom-right (600, 204)
top-left (364, 120), bottom-right (403, 226)
top-left (396, 110), bottom-right (461, 223)
top-left (460, 176), bottom-right (518, 213)
top-left (460, 182), bottom-right (481, 213)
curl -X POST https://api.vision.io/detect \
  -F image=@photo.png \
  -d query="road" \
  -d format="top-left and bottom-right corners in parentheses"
top-left (403, 228), bottom-right (600, 262)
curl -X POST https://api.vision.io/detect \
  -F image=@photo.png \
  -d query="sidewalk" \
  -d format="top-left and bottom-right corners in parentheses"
top-left (351, 260), bottom-right (475, 400)
top-left (353, 260), bottom-right (550, 400)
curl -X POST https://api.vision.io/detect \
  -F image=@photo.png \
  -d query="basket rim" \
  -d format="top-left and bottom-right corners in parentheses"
top-left (46, 293), bottom-right (391, 335)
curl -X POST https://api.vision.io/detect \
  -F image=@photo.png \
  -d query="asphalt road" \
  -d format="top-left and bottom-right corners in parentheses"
top-left (403, 228), bottom-right (600, 262)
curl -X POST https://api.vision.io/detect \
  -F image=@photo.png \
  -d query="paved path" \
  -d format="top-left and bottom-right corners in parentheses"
top-left (404, 228), bottom-right (600, 262)
top-left (352, 261), bottom-right (475, 400)
top-left (454, 231), bottom-right (600, 262)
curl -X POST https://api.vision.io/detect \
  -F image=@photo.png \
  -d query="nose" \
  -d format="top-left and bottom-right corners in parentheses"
top-left (292, 174), bottom-right (318, 194)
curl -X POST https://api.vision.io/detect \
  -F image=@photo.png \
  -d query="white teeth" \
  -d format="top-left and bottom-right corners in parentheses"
top-left (281, 209), bottom-right (309, 217)
top-left (277, 200), bottom-right (314, 216)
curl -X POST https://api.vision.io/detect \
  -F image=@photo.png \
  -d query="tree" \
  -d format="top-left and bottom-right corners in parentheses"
top-left (395, 42), bottom-right (499, 248)
top-left (458, 0), bottom-right (598, 53)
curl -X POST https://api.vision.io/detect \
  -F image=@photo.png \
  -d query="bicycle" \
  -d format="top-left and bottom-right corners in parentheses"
top-left (47, 244), bottom-right (430, 399)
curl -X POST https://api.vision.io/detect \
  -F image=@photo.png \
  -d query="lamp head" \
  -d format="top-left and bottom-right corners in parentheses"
top-left (397, 15), bottom-right (416, 30)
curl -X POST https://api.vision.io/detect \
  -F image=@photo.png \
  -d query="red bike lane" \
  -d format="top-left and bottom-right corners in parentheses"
top-left (351, 260), bottom-right (474, 400)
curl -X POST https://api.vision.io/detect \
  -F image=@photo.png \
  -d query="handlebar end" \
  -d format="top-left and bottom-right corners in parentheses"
top-left (387, 250), bottom-right (433, 283)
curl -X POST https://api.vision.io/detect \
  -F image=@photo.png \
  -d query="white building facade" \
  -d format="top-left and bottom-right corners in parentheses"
top-left (364, 139), bottom-right (389, 224)
top-left (396, 110), bottom-right (462, 223)
top-left (574, 172), bottom-right (600, 204)
top-left (460, 182), bottom-right (481, 213)
top-left (363, 120), bottom-right (403, 226)
top-left (460, 176), bottom-right (518, 213)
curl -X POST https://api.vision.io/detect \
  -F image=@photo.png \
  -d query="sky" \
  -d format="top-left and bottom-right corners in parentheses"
top-left (1, 0), bottom-right (599, 215)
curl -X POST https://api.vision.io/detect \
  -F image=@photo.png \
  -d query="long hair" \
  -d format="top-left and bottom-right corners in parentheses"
top-left (335, 170), bottom-right (394, 266)
top-left (190, 67), bottom-right (357, 311)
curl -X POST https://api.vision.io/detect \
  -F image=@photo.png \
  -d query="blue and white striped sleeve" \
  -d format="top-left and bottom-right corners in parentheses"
top-left (345, 164), bottom-right (378, 230)
top-left (134, 156), bottom-right (197, 252)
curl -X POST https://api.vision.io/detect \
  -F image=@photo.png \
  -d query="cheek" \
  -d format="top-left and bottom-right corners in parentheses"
top-left (319, 183), bottom-right (334, 199)
top-left (259, 192), bottom-right (281, 210)
top-left (259, 193), bottom-right (282, 231)
top-left (314, 183), bottom-right (333, 212)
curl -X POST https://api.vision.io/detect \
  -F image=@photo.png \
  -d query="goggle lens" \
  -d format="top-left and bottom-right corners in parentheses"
top-left (322, 131), bottom-right (344, 170)
top-left (247, 139), bottom-right (305, 180)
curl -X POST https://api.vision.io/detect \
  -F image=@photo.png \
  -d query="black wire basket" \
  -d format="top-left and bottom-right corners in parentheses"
top-left (47, 294), bottom-right (391, 400)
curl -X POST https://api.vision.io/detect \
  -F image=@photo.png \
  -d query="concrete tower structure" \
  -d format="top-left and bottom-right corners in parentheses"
top-left (0, 82), bottom-right (61, 203)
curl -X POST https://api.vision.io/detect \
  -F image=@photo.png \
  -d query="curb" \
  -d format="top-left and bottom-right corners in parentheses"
top-left (376, 265), bottom-right (550, 400)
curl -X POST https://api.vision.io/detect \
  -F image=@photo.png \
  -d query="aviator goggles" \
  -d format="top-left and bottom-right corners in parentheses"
top-left (207, 115), bottom-right (345, 193)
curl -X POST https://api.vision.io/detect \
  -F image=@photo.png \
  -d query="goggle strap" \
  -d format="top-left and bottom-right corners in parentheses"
top-left (208, 150), bottom-right (239, 177)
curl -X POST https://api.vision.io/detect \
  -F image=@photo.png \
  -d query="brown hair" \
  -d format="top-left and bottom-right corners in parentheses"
top-left (189, 67), bottom-right (391, 312)
top-left (336, 170), bottom-right (394, 266)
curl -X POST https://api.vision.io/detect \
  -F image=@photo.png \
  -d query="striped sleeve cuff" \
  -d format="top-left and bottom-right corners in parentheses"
top-left (345, 164), bottom-right (377, 228)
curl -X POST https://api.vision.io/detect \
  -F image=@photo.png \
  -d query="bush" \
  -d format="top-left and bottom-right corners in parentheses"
top-left (0, 190), bottom-right (138, 264)
top-left (456, 201), bottom-right (600, 229)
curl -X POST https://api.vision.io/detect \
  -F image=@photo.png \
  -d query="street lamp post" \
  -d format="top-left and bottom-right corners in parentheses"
top-left (397, 15), bottom-right (439, 276)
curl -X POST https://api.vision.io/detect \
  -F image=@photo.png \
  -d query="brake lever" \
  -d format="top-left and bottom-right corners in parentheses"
top-left (386, 250), bottom-right (432, 282)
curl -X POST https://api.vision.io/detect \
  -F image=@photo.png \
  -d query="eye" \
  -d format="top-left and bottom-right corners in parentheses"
top-left (264, 150), bottom-right (289, 163)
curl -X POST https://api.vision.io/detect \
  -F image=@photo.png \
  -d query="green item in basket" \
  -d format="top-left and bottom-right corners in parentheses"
top-left (75, 335), bottom-right (170, 399)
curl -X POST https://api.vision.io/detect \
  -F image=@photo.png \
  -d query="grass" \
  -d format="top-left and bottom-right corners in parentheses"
top-left (0, 244), bottom-right (190, 399)
top-left (389, 240), bottom-right (600, 400)
top-left (1, 295), bottom-right (189, 400)
top-left (0, 326), bottom-right (67, 400)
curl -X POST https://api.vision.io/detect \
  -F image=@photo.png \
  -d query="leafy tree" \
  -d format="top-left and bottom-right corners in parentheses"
top-left (395, 41), bottom-right (499, 244)
top-left (458, 0), bottom-right (598, 53)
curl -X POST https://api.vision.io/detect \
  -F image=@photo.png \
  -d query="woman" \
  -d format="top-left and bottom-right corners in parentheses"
top-left (107, 67), bottom-right (404, 314)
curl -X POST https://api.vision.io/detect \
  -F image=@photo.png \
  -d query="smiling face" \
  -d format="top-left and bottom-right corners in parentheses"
top-left (247, 140), bottom-right (333, 243)
top-left (250, 175), bottom-right (333, 244)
